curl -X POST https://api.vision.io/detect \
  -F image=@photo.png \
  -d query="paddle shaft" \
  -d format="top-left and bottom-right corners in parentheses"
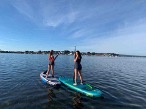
top-left (54, 52), bottom-right (60, 60)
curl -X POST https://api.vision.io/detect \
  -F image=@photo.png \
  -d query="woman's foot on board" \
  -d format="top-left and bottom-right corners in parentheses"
top-left (46, 73), bottom-right (48, 78)
top-left (73, 83), bottom-right (77, 85)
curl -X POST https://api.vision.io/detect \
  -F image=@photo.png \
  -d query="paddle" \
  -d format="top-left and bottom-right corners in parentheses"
top-left (54, 51), bottom-right (60, 60)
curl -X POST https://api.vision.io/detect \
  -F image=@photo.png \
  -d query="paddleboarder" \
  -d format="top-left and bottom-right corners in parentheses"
top-left (46, 50), bottom-right (55, 78)
top-left (73, 50), bottom-right (83, 85)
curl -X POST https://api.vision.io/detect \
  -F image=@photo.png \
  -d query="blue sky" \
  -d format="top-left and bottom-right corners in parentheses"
top-left (0, 0), bottom-right (146, 55)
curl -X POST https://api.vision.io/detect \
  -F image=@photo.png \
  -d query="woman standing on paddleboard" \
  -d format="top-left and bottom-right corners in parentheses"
top-left (73, 50), bottom-right (83, 85)
top-left (46, 50), bottom-right (55, 78)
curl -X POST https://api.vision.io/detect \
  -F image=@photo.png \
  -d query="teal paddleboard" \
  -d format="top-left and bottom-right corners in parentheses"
top-left (59, 77), bottom-right (102, 97)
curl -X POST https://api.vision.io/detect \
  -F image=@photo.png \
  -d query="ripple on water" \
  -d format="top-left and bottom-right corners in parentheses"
top-left (0, 54), bottom-right (146, 109)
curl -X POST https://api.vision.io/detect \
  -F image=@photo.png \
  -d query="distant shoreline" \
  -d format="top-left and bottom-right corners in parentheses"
top-left (0, 50), bottom-right (146, 58)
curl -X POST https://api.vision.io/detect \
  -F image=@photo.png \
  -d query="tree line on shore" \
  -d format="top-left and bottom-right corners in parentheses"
top-left (0, 50), bottom-right (145, 57)
top-left (0, 50), bottom-right (118, 56)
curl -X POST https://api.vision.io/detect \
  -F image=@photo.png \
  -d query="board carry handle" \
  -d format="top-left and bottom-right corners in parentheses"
top-left (86, 84), bottom-right (93, 89)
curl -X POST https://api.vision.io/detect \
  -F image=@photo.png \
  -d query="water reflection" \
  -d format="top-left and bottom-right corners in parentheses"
top-left (72, 92), bottom-right (84, 109)
top-left (48, 89), bottom-right (56, 102)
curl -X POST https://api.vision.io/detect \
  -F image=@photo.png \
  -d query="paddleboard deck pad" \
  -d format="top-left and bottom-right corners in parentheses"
top-left (59, 76), bottom-right (102, 97)
top-left (40, 70), bottom-right (61, 86)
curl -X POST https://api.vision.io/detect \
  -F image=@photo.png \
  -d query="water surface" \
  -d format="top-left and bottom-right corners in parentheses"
top-left (0, 53), bottom-right (146, 109)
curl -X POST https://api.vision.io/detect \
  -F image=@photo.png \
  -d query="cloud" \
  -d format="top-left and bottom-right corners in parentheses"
top-left (42, 6), bottom-right (80, 27)
top-left (44, 11), bottom-right (78, 27)
top-left (11, 0), bottom-right (35, 20)
top-left (3, 0), bottom-right (146, 55)
top-left (10, 0), bottom-right (80, 28)
top-left (9, 0), bottom-right (121, 29)
top-left (78, 18), bottom-right (146, 55)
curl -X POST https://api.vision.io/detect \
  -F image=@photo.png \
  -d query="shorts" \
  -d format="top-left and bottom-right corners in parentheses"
top-left (49, 61), bottom-right (54, 66)
top-left (74, 62), bottom-right (82, 70)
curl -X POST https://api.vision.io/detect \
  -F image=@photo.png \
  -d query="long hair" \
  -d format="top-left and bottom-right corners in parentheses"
top-left (74, 52), bottom-right (76, 59)
top-left (76, 50), bottom-right (82, 59)
top-left (49, 50), bottom-right (53, 58)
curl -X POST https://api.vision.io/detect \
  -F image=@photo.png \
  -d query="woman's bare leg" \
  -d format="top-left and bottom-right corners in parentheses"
top-left (46, 65), bottom-right (51, 78)
top-left (73, 69), bottom-right (75, 82)
top-left (51, 65), bottom-right (54, 77)
top-left (74, 69), bottom-right (77, 85)
top-left (78, 70), bottom-right (83, 84)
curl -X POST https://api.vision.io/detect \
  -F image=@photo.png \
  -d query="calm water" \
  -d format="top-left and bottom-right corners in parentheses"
top-left (0, 53), bottom-right (146, 109)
